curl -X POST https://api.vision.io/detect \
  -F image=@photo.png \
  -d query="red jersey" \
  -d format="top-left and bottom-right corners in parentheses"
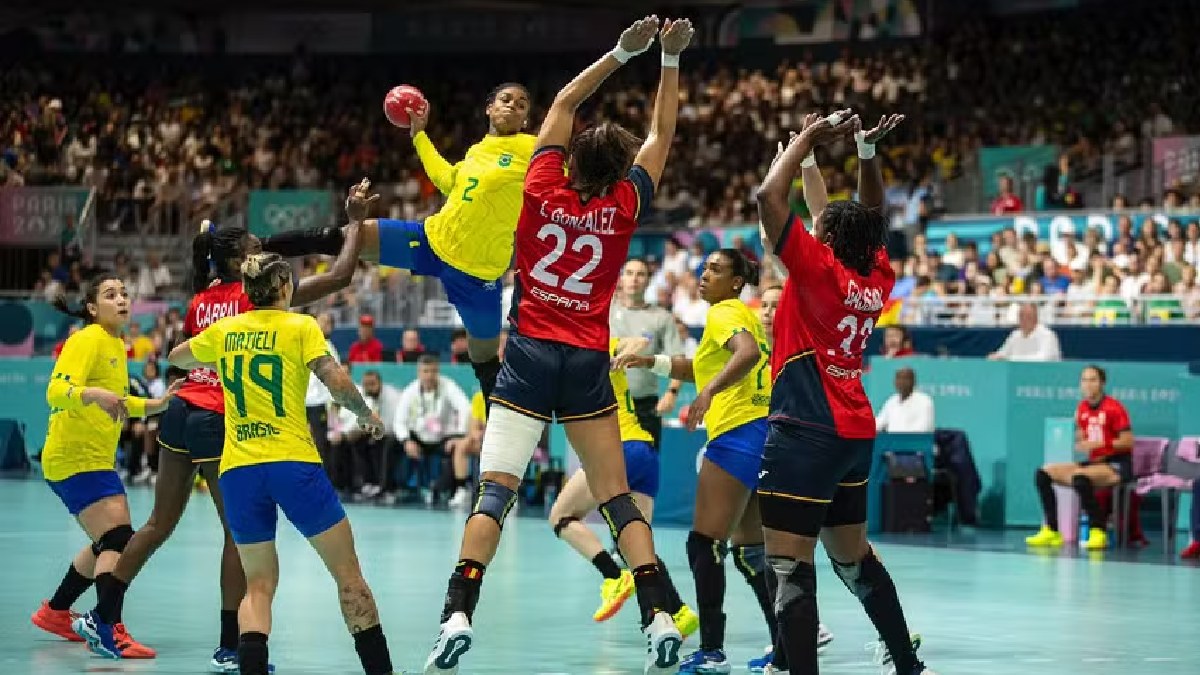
top-left (177, 281), bottom-right (253, 413)
top-left (769, 217), bottom-right (895, 438)
top-left (1076, 395), bottom-right (1131, 462)
top-left (347, 338), bottom-right (383, 363)
top-left (991, 193), bottom-right (1023, 215)
top-left (508, 146), bottom-right (654, 351)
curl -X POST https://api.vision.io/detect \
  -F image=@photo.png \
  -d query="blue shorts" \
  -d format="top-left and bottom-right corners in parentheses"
top-left (218, 461), bottom-right (346, 545)
top-left (623, 440), bottom-right (660, 498)
top-left (48, 470), bottom-right (126, 516)
top-left (704, 418), bottom-right (768, 491)
top-left (757, 422), bottom-right (874, 533)
top-left (377, 218), bottom-right (503, 339)
top-left (158, 397), bottom-right (225, 462)
top-left (491, 333), bottom-right (617, 423)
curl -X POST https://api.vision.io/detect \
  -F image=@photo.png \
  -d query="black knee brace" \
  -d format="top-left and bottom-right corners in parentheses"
top-left (97, 524), bottom-right (135, 554)
top-left (731, 543), bottom-right (766, 580)
top-left (830, 548), bottom-right (889, 602)
top-left (552, 516), bottom-right (580, 538)
top-left (1071, 473), bottom-right (1094, 495)
top-left (259, 226), bottom-right (345, 258)
top-left (599, 492), bottom-right (647, 544)
top-left (687, 531), bottom-right (729, 569)
top-left (1035, 468), bottom-right (1052, 490)
top-left (768, 555), bottom-right (816, 615)
top-left (470, 480), bottom-right (517, 528)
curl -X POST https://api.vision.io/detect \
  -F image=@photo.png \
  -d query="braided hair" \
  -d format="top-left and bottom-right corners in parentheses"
top-left (240, 253), bottom-right (293, 307)
top-left (819, 200), bottom-right (888, 277)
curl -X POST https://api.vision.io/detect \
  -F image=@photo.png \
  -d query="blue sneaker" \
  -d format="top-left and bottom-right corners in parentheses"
top-left (72, 611), bottom-right (120, 659)
top-left (679, 648), bottom-right (732, 674)
top-left (748, 648), bottom-right (772, 672)
top-left (210, 647), bottom-right (277, 673)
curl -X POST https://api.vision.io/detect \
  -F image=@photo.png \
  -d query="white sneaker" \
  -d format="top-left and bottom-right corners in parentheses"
top-left (818, 622), bottom-right (834, 652)
top-left (447, 487), bottom-right (471, 509)
top-left (642, 611), bottom-right (683, 675)
top-left (424, 611), bottom-right (473, 674)
top-left (763, 667), bottom-right (789, 674)
top-left (867, 633), bottom-right (924, 675)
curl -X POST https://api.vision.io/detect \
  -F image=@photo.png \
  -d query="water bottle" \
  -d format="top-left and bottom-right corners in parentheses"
top-left (1079, 513), bottom-right (1089, 549)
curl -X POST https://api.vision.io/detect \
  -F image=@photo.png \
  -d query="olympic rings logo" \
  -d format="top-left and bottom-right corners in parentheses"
top-left (262, 203), bottom-right (323, 230)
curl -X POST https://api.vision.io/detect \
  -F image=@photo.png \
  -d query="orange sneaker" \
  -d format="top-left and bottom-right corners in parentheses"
top-left (31, 601), bottom-right (83, 642)
top-left (113, 624), bottom-right (156, 659)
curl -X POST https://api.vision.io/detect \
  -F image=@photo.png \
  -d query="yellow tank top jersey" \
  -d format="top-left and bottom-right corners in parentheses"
top-left (692, 299), bottom-right (771, 441)
top-left (43, 324), bottom-right (149, 481)
top-left (610, 339), bottom-right (654, 445)
top-left (415, 131), bottom-right (537, 281)
top-left (187, 309), bottom-right (330, 474)
top-left (470, 391), bottom-right (487, 424)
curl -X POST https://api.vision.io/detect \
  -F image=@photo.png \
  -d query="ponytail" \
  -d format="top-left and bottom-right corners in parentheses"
top-left (51, 294), bottom-right (91, 323)
top-left (52, 271), bottom-right (122, 324)
top-left (192, 228), bottom-right (213, 292)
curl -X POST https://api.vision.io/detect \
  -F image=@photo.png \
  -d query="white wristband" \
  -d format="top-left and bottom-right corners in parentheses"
top-left (662, 52), bottom-right (680, 68)
top-left (650, 354), bottom-right (672, 378)
top-left (611, 47), bottom-right (636, 64)
top-left (854, 131), bottom-right (876, 160)
top-left (800, 152), bottom-right (817, 168)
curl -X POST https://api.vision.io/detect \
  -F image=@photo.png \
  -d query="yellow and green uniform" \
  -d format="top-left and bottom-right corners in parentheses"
top-left (692, 299), bottom-right (771, 441)
top-left (610, 339), bottom-right (654, 445)
top-left (415, 131), bottom-right (537, 281)
top-left (43, 324), bottom-right (148, 481)
top-left (187, 309), bottom-right (329, 475)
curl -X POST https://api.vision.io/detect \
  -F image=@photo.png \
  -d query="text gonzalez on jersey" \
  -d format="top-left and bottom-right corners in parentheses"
top-left (526, 200), bottom-right (620, 313)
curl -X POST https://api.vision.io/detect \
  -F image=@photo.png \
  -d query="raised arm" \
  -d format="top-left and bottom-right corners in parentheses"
top-left (291, 180), bottom-right (373, 306)
top-left (796, 116), bottom-right (830, 219)
top-left (855, 113), bottom-right (905, 212)
top-left (407, 106), bottom-right (460, 194)
top-left (632, 18), bottom-right (694, 189)
top-left (757, 110), bottom-right (855, 249)
top-left (536, 16), bottom-right (661, 151)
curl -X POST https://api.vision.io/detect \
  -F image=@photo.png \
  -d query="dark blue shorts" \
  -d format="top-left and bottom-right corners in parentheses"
top-left (158, 397), bottom-right (224, 462)
top-left (757, 422), bottom-right (874, 535)
top-left (703, 418), bottom-right (768, 491)
top-left (377, 218), bottom-right (503, 339)
top-left (218, 461), bottom-right (346, 545)
top-left (623, 440), bottom-right (660, 498)
top-left (48, 470), bottom-right (125, 516)
top-left (491, 333), bottom-right (617, 423)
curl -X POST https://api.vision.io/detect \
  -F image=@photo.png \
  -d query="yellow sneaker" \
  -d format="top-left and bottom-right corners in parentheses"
top-left (672, 604), bottom-right (699, 640)
top-left (1082, 527), bottom-right (1109, 550)
top-left (593, 570), bottom-right (634, 622)
top-left (1025, 526), bottom-right (1063, 547)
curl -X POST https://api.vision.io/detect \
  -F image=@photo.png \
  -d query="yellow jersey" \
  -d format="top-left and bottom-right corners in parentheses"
top-left (43, 324), bottom-right (148, 481)
top-left (470, 391), bottom-right (487, 425)
top-left (692, 299), bottom-right (771, 441)
top-left (610, 339), bottom-right (655, 445)
top-left (188, 309), bottom-right (330, 474)
top-left (415, 131), bottom-right (536, 281)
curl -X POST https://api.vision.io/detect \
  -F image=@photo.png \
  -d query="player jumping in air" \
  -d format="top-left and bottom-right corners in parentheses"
top-left (422, 15), bottom-right (694, 675)
top-left (258, 84), bottom-right (537, 405)
top-left (755, 109), bottom-right (935, 675)
top-left (168, 253), bottom-right (397, 675)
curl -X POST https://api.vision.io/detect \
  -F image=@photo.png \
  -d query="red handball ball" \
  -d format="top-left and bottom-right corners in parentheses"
top-left (383, 85), bottom-right (429, 128)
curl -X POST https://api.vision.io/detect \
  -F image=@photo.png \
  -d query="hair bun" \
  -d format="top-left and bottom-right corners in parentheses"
top-left (241, 254), bottom-right (264, 278)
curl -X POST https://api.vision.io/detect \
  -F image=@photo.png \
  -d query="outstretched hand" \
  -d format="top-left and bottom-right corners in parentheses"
top-left (799, 109), bottom-right (858, 147)
top-left (618, 15), bottom-right (661, 56)
top-left (345, 178), bottom-right (380, 223)
top-left (860, 114), bottom-right (906, 144)
top-left (659, 18), bottom-right (695, 55)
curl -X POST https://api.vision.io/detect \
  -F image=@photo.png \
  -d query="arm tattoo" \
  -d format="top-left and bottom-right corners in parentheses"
top-left (311, 355), bottom-right (372, 418)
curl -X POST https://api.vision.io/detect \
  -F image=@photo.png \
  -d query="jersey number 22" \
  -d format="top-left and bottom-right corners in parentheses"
top-left (530, 223), bottom-right (603, 294)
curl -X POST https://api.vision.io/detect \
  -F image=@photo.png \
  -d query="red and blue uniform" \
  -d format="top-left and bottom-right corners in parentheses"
top-left (757, 217), bottom-right (895, 533)
top-left (158, 280), bottom-right (253, 462)
top-left (491, 145), bottom-right (654, 422)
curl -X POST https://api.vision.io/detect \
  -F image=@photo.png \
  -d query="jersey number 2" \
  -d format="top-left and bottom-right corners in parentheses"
top-left (462, 177), bottom-right (479, 202)
top-left (530, 223), bottom-right (603, 294)
top-left (835, 315), bottom-right (874, 357)
top-left (220, 354), bottom-right (285, 417)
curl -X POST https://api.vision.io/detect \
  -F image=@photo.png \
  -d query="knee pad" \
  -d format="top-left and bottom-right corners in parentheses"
top-left (599, 492), bottom-right (648, 544)
top-left (479, 406), bottom-right (544, 477)
top-left (91, 540), bottom-right (103, 557)
top-left (553, 516), bottom-right (580, 538)
top-left (731, 543), bottom-right (766, 580)
top-left (97, 524), bottom-right (135, 554)
top-left (1035, 468), bottom-right (1051, 489)
top-left (768, 555), bottom-right (815, 615)
top-left (686, 530), bottom-right (728, 570)
top-left (1071, 474), bottom-right (1094, 494)
top-left (470, 480), bottom-right (517, 529)
top-left (830, 548), bottom-right (890, 602)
